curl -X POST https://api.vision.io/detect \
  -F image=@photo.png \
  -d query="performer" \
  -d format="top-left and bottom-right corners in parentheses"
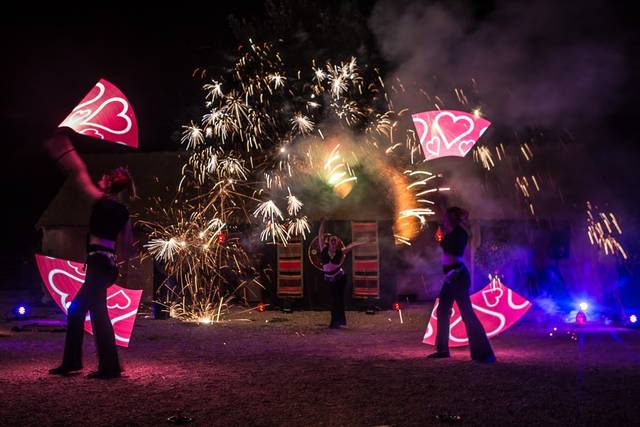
top-left (45, 129), bottom-right (135, 378)
top-left (428, 205), bottom-right (496, 363)
top-left (318, 218), bottom-right (366, 329)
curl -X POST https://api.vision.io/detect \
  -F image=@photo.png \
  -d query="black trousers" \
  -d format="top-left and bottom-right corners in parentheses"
top-left (328, 274), bottom-right (347, 327)
top-left (61, 254), bottom-right (121, 373)
top-left (436, 264), bottom-right (494, 360)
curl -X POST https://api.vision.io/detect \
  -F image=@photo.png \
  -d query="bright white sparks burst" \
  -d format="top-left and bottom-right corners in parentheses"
top-left (268, 73), bottom-right (286, 89)
top-left (287, 216), bottom-right (311, 239)
top-left (286, 190), bottom-right (304, 216)
top-left (181, 122), bottom-right (205, 149)
top-left (260, 220), bottom-right (289, 243)
top-left (291, 113), bottom-right (314, 135)
top-left (144, 238), bottom-right (181, 262)
top-left (217, 157), bottom-right (248, 180)
top-left (203, 80), bottom-right (224, 101)
top-left (253, 200), bottom-right (284, 222)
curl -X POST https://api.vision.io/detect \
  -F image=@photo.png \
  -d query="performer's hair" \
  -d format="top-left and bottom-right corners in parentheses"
top-left (446, 206), bottom-right (469, 228)
top-left (103, 166), bottom-right (137, 199)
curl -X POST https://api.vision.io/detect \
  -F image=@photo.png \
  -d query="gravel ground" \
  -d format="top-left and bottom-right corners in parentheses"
top-left (1, 295), bottom-right (639, 427)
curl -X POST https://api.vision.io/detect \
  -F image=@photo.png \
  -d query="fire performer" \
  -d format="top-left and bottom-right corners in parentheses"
top-left (45, 129), bottom-right (136, 378)
top-left (318, 218), bottom-right (366, 329)
top-left (428, 204), bottom-right (496, 363)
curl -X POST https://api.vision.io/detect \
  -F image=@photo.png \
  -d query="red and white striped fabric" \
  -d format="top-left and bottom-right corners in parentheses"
top-left (351, 222), bottom-right (380, 298)
top-left (277, 241), bottom-right (304, 297)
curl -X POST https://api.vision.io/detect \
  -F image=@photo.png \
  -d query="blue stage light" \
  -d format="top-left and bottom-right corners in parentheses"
top-left (13, 304), bottom-right (29, 318)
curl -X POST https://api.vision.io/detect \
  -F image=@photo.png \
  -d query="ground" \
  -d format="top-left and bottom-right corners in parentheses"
top-left (1, 292), bottom-right (639, 427)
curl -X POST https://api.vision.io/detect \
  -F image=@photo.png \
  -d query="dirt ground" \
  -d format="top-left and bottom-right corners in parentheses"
top-left (1, 293), bottom-right (639, 427)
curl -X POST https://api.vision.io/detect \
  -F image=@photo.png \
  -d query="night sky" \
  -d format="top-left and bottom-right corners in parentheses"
top-left (1, 1), bottom-right (637, 274)
top-left (2, 4), bottom-right (267, 261)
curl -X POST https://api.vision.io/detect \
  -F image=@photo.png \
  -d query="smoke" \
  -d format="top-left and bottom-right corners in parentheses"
top-left (367, 0), bottom-right (638, 309)
top-left (369, 0), bottom-right (629, 128)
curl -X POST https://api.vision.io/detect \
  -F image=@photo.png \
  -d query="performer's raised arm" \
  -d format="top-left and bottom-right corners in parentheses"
top-left (43, 130), bottom-right (103, 202)
top-left (342, 240), bottom-right (368, 255)
top-left (318, 217), bottom-right (327, 251)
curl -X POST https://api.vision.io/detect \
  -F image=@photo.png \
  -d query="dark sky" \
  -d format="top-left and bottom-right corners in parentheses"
top-left (1, 1), bottom-right (637, 262)
top-left (1, 4), bottom-right (269, 258)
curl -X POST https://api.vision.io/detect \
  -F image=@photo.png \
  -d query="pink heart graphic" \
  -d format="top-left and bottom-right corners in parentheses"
top-left (481, 287), bottom-right (504, 308)
top-left (66, 109), bottom-right (92, 124)
top-left (412, 117), bottom-right (429, 144)
top-left (58, 79), bottom-right (139, 148)
top-left (107, 289), bottom-right (132, 310)
top-left (84, 98), bottom-right (133, 135)
top-left (412, 110), bottom-right (491, 161)
top-left (36, 254), bottom-right (143, 347)
top-left (458, 139), bottom-right (475, 156)
top-left (81, 128), bottom-right (105, 139)
top-left (434, 112), bottom-right (474, 149)
top-left (425, 136), bottom-right (441, 157)
top-left (66, 261), bottom-right (86, 277)
top-left (424, 280), bottom-right (531, 347)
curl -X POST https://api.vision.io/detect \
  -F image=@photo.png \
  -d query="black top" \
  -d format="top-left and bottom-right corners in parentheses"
top-left (440, 225), bottom-right (468, 257)
top-left (89, 197), bottom-right (129, 241)
top-left (320, 246), bottom-right (343, 265)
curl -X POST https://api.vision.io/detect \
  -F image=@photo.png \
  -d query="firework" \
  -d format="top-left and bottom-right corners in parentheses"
top-left (586, 201), bottom-right (627, 260)
top-left (145, 39), bottom-right (467, 321)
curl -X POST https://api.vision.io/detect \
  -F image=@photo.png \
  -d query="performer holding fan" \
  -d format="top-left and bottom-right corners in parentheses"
top-left (427, 202), bottom-right (496, 363)
top-left (45, 129), bottom-right (136, 379)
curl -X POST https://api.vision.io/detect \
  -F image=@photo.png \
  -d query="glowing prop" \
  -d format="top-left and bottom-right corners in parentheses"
top-left (35, 254), bottom-right (142, 347)
top-left (323, 144), bottom-right (356, 199)
top-left (423, 276), bottom-right (531, 347)
top-left (59, 79), bottom-right (139, 148)
top-left (411, 110), bottom-right (491, 161)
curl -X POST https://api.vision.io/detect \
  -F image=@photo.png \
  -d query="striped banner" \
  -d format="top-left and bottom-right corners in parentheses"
top-left (277, 240), bottom-right (304, 297)
top-left (351, 221), bottom-right (380, 298)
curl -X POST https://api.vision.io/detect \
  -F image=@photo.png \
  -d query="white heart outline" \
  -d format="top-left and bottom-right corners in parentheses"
top-left (458, 139), bottom-right (476, 156)
top-left (507, 288), bottom-right (531, 310)
top-left (59, 81), bottom-right (133, 137)
top-left (424, 136), bottom-right (441, 158)
top-left (106, 289), bottom-right (132, 310)
top-left (47, 268), bottom-right (84, 314)
top-left (433, 111), bottom-right (475, 150)
top-left (64, 109), bottom-right (93, 125)
top-left (412, 117), bottom-right (429, 144)
top-left (82, 97), bottom-right (133, 135)
top-left (481, 287), bottom-right (504, 307)
top-left (73, 81), bottom-right (107, 111)
top-left (81, 128), bottom-right (105, 139)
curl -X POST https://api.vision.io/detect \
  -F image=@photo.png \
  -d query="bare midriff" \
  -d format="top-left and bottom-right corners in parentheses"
top-left (442, 253), bottom-right (463, 267)
top-left (323, 261), bottom-right (342, 273)
top-left (89, 235), bottom-right (116, 250)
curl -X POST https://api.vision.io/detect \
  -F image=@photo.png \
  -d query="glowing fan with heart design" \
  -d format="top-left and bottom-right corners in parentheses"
top-left (411, 110), bottom-right (490, 161)
top-left (35, 254), bottom-right (142, 347)
top-left (58, 78), bottom-right (138, 148)
top-left (423, 275), bottom-right (532, 347)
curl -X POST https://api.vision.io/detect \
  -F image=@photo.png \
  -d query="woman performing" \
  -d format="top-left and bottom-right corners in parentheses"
top-left (45, 129), bottom-right (135, 378)
top-left (318, 218), bottom-right (366, 329)
top-left (428, 206), bottom-right (496, 363)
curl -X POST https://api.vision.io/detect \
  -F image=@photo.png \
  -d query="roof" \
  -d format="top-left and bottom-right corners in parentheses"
top-left (36, 151), bottom-right (184, 228)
